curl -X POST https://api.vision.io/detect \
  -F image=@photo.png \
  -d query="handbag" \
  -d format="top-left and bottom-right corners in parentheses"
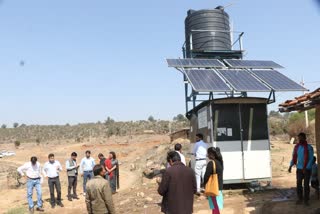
top-left (204, 160), bottom-right (220, 196)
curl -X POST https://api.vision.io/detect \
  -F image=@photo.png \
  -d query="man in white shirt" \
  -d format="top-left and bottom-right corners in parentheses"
top-left (174, 143), bottom-right (186, 166)
top-left (192, 133), bottom-right (208, 195)
top-left (43, 153), bottom-right (63, 208)
top-left (17, 156), bottom-right (44, 213)
top-left (79, 150), bottom-right (95, 195)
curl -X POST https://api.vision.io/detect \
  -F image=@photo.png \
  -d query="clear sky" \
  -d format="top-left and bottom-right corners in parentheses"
top-left (0, 0), bottom-right (319, 125)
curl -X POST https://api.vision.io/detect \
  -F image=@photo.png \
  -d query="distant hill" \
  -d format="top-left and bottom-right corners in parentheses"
top-left (0, 120), bottom-right (189, 144)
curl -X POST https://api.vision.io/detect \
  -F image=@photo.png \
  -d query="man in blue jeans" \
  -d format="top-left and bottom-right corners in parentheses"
top-left (288, 132), bottom-right (314, 206)
top-left (79, 150), bottom-right (95, 196)
top-left (17, 156), bottom-right (44, 213)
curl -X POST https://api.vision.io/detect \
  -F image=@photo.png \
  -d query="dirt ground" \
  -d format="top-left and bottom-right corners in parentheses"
top-left (0, 135), bottom-right (319, 214)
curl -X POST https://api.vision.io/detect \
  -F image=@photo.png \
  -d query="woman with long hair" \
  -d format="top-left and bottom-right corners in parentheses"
top-left (204, 147), bottom-right (224, 214)
top-left (106, 151), bottom-right (119, 194)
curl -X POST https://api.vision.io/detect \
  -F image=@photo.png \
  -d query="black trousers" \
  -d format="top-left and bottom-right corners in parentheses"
top-left (296, 169), bottom-right (311, 201)
top-left (48, 177), bottom-right (61, 205)
top-left (67, 176), bottom-right (77, 197)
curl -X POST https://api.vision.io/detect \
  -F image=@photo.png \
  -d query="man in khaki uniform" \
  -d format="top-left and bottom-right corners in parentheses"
top-left (85, 164), bottom-right (116, 214)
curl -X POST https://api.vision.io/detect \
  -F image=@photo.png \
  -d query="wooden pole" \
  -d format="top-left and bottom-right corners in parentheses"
top-left (315, 105), bottom-right (320, 185)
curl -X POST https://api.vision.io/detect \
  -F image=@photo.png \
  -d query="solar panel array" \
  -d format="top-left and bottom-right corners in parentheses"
top-left (184, 70), bottom-right (231, 92)
top-left (167, 58), bottom-right (305, 92)
top-left (224, 59), bottom-right (284, 69)
top-left (166, 58), bottom-right (225, 68)
top-left (250, 70), bottom-right (306, 91)
top-left (218, 70), bottom-right (270, 92)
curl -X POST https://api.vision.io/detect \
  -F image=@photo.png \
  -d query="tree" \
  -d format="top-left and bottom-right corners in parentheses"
top-left (1, 124), bottom-right (6, 129)
top-left (105, 117), bottom-right (115, 126)
top-left (36, 138), bottom-right (41, 146)
top-left (269, 110), bottom-right (281, 118)
top-left (148, 116), bottom-right (155, 122)
top-left (106, 127), bottom-right (114, 138)
top-left (307, 109), bottom-right (316, 121)
top-left (13, 122), bottom-right (19, 128)
top-left (289, 112), bottom-right (305, 124)
top-left (14, 140), bottom-right (21, 148)
top-left (173, 114), bottom-right (187, 122)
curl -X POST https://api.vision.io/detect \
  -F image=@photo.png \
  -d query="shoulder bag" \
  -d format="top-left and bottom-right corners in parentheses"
top-left (204, 160), bottom-right (219, 196)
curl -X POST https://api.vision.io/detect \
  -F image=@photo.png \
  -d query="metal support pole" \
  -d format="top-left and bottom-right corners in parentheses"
top-left (182, 47), bottom-right (186, 59)
top-left (192, 92), bottom-right (196, 109)
top-left (301, 78), bottom-right (309, 128)
top-left (239, 32), bottom-right (244, 58)
top-left (184, 74), bottom-right (188, 113)
top-left (190, 33), bottom-right (193, 52)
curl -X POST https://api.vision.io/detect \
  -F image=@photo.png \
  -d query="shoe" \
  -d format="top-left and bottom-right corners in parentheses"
top-left (73, 195), bottom-right (80, 200)
top-left (195, 192), bottom-right (201, 197)
top-left (304, 201), bottom-right (309, 206)
top-left (36, 207), bottom-right (44, 212)
top-left (295, 200), bottom-right (302, 205)
top-left (68, 197), bottom-right (72, 201)
top-left (51, 204), bottom-right (55, 209)
top-left (57, 202), bottom-right (64, 207)
top-left (29, 207), bottom-right (34, 214)
top-left (83, 193), bottom-right (86, 196)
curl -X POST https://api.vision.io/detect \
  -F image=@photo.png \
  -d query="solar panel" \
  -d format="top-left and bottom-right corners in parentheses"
top-left (250, 70), bottom-right (306, 91)
top-left (224, 59), bottom-right (284, 69)
top-left (166, 58), bottom-right (225, 68)
top-left (217, 70), bottom-right (270, 92)
top-left (184, 69), bottom-right (231, 92)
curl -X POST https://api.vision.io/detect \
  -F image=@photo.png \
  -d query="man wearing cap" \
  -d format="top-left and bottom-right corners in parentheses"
top-left (80, 150), bottom-right (95, 196)
top-left (288, 132), bottom-right (314, 206)
top-left (66, 152), bottom-right (80, 201)
top-left (192, 133), bottom-right (208, 195)
top-left (17, 156), bottom-right (44, 213)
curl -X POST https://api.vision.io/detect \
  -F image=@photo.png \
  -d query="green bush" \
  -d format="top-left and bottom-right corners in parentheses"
top-left (269, 118), bottom-right (287, 136)
top-left (14, 140), bottom-right (21, 148)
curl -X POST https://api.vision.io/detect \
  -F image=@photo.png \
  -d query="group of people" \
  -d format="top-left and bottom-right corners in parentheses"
top-left (158, 132), bottom-right (319, 213)
top-left (158, 133), bottom-right (224, 214)
top-left (15, 131), bottom-right (319, 213)
top-left (17, 150), bottom-right (119, 213)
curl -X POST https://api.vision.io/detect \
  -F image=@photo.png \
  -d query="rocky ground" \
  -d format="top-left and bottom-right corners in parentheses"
top-left (0, 135), bottom-right (319, 214)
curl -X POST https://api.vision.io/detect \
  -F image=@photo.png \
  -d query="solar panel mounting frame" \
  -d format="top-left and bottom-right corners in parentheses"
top-left (166, 58), bottom-right (225, 68)
top-left (224, 59), bottom-right (284, 69)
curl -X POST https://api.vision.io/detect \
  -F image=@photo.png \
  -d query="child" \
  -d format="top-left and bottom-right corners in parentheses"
top-left (311, 156), bottom-right (319, 199)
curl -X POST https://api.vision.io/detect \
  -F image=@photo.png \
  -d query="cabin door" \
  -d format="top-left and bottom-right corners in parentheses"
top-left (240, 104), bottom-right (271, 179)
top-left (212, 104), bottom-right (244, 181)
